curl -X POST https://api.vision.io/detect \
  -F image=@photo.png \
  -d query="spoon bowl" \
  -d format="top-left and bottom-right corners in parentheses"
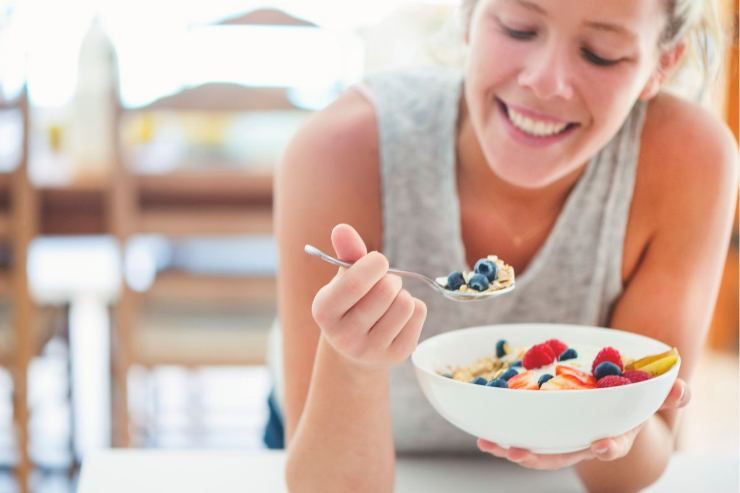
top-left (304, 244), bottom-right (515, 302)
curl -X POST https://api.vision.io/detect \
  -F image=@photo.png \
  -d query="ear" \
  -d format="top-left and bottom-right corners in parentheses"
top-left (639, 41), bottom-right (686, 101)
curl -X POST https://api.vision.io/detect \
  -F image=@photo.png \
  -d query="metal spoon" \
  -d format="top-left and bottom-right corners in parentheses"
top-left (304, 244), bottom-right (515, 302)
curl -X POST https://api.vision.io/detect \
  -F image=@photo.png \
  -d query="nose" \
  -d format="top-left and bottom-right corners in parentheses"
top-left (517, 42), bottom-right (574, 101)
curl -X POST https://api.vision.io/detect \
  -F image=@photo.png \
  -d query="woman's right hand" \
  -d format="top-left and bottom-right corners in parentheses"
top-left (311, 223), bottom-right (427, 369)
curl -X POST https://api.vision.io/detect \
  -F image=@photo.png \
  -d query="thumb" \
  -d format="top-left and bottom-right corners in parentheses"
top-left (661, 379), bottom-right (690, 410)
top-left (331, 224), bottom-right (368, 266)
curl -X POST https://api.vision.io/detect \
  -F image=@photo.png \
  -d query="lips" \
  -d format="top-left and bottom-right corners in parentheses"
top-left (496, 98), bottom-right (579, 138)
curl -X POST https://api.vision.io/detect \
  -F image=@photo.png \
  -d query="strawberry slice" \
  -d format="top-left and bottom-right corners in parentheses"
top-left (555, 365), bottom-right (597, 387)
top-left (507, 370), bottom-right (539, 390)
top-left (541, 373), bottom-right (596, 390)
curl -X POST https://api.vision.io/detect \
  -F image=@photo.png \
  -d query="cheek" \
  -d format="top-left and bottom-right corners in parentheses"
top-left (466, 34), bottom-right (529, 87)
top-left (580, 68), bottom-right (646, 126)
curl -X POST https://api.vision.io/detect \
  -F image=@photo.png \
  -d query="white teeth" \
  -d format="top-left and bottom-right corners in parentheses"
top-left (506, 106), bottom-right (569, 137)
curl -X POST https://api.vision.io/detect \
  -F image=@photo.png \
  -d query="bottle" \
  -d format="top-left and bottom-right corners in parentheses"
top-left (69, 15), bottom-right (118, 180)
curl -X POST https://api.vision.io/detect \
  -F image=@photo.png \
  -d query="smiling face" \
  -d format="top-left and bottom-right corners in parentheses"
top-left (463, 0), bottom-right (669, 188)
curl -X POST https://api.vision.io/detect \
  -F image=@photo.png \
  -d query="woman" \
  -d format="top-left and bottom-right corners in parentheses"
top-left (271, 0), bottom-right (738, 491)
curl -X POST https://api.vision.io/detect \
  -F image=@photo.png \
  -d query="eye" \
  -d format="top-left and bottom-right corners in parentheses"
top-left (495, 18), bottom-right (536, 40)
top-left (581, 48), bottom-right (620, 67)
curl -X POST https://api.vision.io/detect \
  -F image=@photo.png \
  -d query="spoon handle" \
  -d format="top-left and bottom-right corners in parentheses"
top-left (304, 244), bottom-right (431, 284)
top-left (304, 244), bottom-right (353, 269)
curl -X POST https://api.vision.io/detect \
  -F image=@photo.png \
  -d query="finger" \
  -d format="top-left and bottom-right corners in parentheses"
top-left (366, 288), bottom-right (416, 347)
top-left (387, 299), bottom-right (426, 361)
top-left (505, 447), bottom-right (533, 464)
top-left (331, 223), bottom-right (368, 267)
top-left (591, 426), bottom-right (640, 462)
top-left (480, 441), bottom-right (593, 470)
top-left (518, 448), bottom-right (595, 470)
top-left (591, 438), bottom-right (619, 461)
top-left (340, 274), bottom-right (403, 334)
top-left (315, 251), bottom-right (389, 321)
top-left (477, 439), bottom-right (509, 458)
top-left (660, 379), bottom-right (690, 410)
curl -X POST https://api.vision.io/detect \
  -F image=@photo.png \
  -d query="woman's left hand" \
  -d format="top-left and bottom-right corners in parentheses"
top-left (477, 378), bottom-right (690, 470)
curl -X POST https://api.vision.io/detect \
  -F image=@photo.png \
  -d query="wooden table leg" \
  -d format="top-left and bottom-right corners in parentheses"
top-left (112, 286), bottom-right (137, 447)
top-left (11, 136), bottom-right (36, 493)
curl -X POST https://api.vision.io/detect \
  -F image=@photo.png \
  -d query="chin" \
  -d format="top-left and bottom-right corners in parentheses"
top-left (491, 163), bottom-right (567, 190)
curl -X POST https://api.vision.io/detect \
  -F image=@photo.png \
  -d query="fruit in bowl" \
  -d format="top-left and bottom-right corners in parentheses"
top-left (411, 323), bottom-right (681, 454)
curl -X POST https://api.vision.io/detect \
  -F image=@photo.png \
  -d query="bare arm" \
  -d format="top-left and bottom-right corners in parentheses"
top-left (276, 90), bottom-right (426, 493)
top-left (575, 97), bottom-right (739, 493)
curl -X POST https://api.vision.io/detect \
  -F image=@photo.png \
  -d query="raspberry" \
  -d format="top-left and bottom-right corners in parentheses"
top-left (523, 343), bottom-right (556, 369)
top-left (591, 347), bottom-right (624, 374)
top-left (544, 339), bottom-right (568, 358)
top-left (597, 375), bottom-right (631, 388)
top-left (623, 370), bottom-right (651, 383)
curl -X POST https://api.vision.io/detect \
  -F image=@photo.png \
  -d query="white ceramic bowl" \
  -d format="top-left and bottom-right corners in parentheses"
top-left (411, 323), bottom-right (680, 454)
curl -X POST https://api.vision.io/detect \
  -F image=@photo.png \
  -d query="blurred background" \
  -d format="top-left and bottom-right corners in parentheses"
top-left (0, 0), bottom-right (736, 492)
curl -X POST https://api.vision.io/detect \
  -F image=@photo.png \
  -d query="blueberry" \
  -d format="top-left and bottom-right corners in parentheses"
top-left (446, 271), bottom-right (466, 291)
top-left (558, 348), bottom-right (578, 361)
top-left (474, 258), bottom-right (498, 282)
top-left (495, 339), bottom-right (509, 358)
top-left (468, 273), bottom-right (490, 291)
top-left (594, 361), bottom-right (621, 380)
top-left (538, 374), bottom-right (554, 387)
top-left (501, 368), bottom-right (518, 381)
top-left (471, 376), bottom-right (488, 385)
top-left (486, 378), bottom-right (508, 388)
top-left (511, 360), bottom-right (523, 367)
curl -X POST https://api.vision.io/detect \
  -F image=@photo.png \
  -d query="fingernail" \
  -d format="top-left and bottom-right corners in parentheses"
top-left (594, 445), bottom-right (609, 454)
top-left (678, 384), bottom-right (687, 404)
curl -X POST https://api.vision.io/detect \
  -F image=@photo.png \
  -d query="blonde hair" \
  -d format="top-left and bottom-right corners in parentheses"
top-left (660, 0), bottom-right (728, 103)
top-left (457, 0), bottom-right (730, 104)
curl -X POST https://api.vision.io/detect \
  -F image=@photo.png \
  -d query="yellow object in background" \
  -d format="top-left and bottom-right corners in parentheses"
top-left (132, 113), bottom-right (156, 144)
top-left (47, 123), bottom-right (64, 153)
top-left (180, 112), bottom-right (232, 148)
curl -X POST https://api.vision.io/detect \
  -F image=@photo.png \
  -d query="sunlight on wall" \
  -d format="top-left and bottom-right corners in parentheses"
top-left (6, 0), bottom-right (457, 108)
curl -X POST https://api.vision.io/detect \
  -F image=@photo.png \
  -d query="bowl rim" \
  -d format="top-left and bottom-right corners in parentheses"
top-left (411, 322), bottom-right (681, 394)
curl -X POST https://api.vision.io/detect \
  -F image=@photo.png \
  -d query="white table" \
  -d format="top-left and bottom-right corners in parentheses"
top-left (77, 449), bottom-right (739, 493)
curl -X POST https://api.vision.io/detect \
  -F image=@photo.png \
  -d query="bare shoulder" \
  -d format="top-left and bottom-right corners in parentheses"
top-left (611, 93), bottom-right (736, 406)
top-left (623, 92), bottom-right (736, 282)
top-left (284, 87), bottom-right (379, 179)
top-left (276, 87), bottom-right (382, 251)
top-left (637, 92), bottom-right (737, 224)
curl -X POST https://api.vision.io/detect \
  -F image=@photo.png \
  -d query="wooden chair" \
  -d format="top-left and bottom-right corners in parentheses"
top-left (0, 85), bottom-right (35, 493)
top-left (108, 71), bottom-right (311, 446)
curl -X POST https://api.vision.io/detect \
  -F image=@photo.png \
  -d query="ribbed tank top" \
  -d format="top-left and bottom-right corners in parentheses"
top-left (268, 65), bottom-right (647, 453)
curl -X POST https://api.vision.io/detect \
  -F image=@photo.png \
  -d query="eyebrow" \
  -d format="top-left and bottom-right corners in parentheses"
top-left (508, 0), bottom-right (637, 41)
top-left (584, 21), bottom-right (637, 41)
top-left (510, 0), bottom-right (546, 15)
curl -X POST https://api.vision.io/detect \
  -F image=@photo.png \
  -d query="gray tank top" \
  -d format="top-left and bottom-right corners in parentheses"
top-left (267, 65), bottom-right (647, 453)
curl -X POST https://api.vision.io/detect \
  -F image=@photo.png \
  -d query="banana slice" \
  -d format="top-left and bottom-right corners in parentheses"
top-left (625, 348), bottom-right (679, 376)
